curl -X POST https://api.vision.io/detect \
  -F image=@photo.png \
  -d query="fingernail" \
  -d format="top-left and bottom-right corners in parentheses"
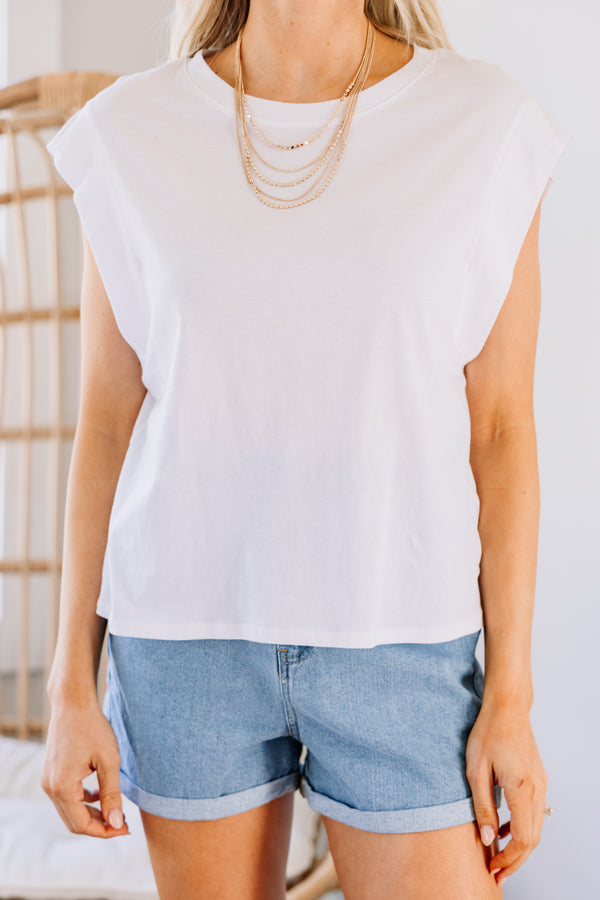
top-left (498, 876), bottom-right (507, 887)
top-left (490, 868), bottom-right (501, 876)
top-left (481, 824), bottom-right (495, 845)
top-left (108, 809), bottom-right (124, 829)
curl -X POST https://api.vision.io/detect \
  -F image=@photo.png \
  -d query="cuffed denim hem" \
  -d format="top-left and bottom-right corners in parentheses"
top-left (300, 776), bottom-right (503, 834)
top-left (119, 769), bottom-right (299, 821)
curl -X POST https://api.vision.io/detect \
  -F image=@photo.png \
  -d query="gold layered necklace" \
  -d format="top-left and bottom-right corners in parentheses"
top-left (233, 20), bottom-right (376, 209)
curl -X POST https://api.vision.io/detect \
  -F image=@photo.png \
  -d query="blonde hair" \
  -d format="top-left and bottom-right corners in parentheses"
top-left (166, 0), bottom-right (453, 61)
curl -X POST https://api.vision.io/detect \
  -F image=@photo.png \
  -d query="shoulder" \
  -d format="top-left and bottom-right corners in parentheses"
top-left (425, 45), bottom-right (531, 120)
top-left (82, 56), bottom-right (187, 125)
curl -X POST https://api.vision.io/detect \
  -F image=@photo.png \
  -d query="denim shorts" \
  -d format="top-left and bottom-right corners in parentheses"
top-left (102, 627), bottom-right (502, 833)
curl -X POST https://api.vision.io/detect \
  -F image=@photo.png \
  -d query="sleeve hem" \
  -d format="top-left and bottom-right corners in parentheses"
top-left (48, 102), bottom-right (149, 367)
top-left (454, 94), bottom-right (573, 366)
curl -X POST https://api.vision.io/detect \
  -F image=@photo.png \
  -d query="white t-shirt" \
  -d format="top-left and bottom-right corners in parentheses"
top-left (46, 42), bottom-right (572, 648)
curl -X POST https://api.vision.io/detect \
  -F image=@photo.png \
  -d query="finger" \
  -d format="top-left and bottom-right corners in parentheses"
top-left (96, 754), bottom-right (125, 831)
top-left (52, 778), bottom-right (129, 839)
top-left (45, 777), bottom-right (101, 836)
top-left (489, 830), bottom-right (530, 875)
top-left (488, 781), bottom-right (536, 873)
top-left (532, 802), bottom-right (545, 849)
top-left (492, 847), bottom-right (531, 886)
top-left (55, 795), bottom-right (126, 839)
top-left (467, 761), bottom-right (500, 847)
top-left (85, 803), bottom-right (130, 834)
top-left (488, 824), bottom-right (528, 882)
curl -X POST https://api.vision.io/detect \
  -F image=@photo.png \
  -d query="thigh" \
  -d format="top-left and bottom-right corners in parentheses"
top-left (286, 629), bottom-right (504, 897)
top-left (139, 792), bottom-right (294, 900)
top-left (322, 817), bottom-right (503, 899)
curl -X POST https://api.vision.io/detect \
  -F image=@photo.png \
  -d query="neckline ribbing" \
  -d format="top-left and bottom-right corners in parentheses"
top-left (184, 42), bottom-right (436, 122)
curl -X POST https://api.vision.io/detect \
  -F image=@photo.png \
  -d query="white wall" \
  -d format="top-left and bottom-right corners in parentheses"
top-left (442, 2), bottom-right (599, 898)
top-left (5, 0), bottom-right (62, 79)
top-left (61, 0), bottom-right (172, 73)
top-left (4, 0), bottom-right (170, 80)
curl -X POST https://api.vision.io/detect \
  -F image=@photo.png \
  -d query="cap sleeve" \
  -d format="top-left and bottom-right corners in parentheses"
top-left (46, 102), bottom-right (148, 364)
top-left (455, 94), bottom-right (574, 365)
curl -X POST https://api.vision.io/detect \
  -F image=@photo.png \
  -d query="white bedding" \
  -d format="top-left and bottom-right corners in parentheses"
top-left (0, 736), bottom-right (320, 899)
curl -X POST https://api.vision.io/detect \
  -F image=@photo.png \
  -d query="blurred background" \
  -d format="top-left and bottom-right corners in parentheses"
top-left (0, 1), bottom-right (597, 898)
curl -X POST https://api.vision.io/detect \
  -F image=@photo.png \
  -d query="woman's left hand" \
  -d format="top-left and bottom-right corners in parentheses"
top-left (465, 702), bottom-right (549, 887)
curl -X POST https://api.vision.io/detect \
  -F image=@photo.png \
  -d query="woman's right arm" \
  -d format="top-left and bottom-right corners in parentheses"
top-left (41, 225), bottom-right (147, 838)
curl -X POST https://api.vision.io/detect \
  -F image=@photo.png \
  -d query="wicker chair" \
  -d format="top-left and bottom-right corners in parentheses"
top-left (0, 70), bottom-right (339, 900)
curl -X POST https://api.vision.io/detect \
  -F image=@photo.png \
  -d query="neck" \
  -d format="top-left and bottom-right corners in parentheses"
top-left (238, 0), bottom-right (372, 102)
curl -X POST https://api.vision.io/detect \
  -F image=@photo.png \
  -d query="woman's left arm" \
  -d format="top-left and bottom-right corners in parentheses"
top-left (464, 196), bottom-right (550, 888)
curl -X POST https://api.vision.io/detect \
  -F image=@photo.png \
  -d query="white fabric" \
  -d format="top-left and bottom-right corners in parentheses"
top-left (0, 736), bottom-right (319, 898)
top-left (46, 44), bottom-right (573, 648)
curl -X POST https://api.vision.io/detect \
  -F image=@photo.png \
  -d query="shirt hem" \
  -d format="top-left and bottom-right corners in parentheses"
top-left (102, 611), bottom-right (484, 648)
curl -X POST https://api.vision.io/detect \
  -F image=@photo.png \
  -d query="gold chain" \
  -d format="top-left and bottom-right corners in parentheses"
top-left (242, 118), bottom-right (346, 185)
top-left (234, 20), bottom-right (375, 209)
top-left (242, 90), bottom-right (348, 151)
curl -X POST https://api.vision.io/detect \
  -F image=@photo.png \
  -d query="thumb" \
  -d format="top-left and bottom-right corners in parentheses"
top-left (96, 756), bottom-right (125, 830)
top-left (470, 766), bottom-right (500, 846)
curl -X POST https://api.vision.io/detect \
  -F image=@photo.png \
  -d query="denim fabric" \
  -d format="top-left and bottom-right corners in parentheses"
top-left (102, 628), bottom-right (502, 832)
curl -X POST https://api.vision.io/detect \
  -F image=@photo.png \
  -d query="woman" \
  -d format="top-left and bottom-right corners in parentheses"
top-left (41, 1), bottom-right (571, 897)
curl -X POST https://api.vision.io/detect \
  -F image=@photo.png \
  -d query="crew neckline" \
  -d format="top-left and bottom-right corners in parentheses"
top-left (184, 42), bottom-right (436, 122)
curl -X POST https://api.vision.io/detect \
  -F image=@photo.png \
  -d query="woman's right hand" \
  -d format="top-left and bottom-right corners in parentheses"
top-left (41, 698), bottom-right (130, 838)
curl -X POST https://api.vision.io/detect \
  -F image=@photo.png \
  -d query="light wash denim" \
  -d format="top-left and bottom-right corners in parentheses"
top-left (102, 627), bottom-right (502, 832)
